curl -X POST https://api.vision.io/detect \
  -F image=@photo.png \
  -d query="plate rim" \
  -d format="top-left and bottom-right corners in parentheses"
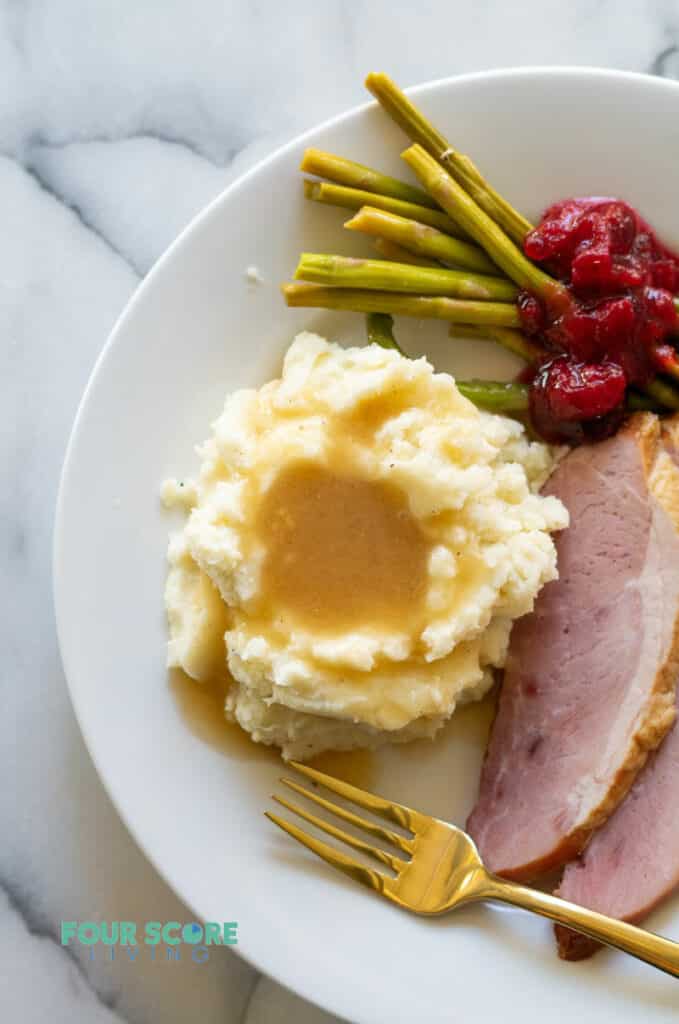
top-left (53, 65), bottom-right (679, 1022)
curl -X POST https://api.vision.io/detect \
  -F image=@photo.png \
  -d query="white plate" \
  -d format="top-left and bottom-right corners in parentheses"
top-left (55, 68), bottom-right (679, 1023)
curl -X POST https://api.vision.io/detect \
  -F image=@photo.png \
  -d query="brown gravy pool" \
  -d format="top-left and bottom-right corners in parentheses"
top-left (169, 669), bottom-right (277, 764)
top-left (253, 462), bottom-right (430, 634)
top-left (170, 452), bottom-right (493, 813)
top-left (171, 666), bottom-right (496, 821)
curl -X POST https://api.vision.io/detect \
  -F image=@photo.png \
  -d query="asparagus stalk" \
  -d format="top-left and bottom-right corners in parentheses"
top-left (296, 75), bottom-right (679, 420)
top-left (645, 377), bottom-right (679, 410)
top-left (362, 313), bottom-right (534, 416)
top-left (282, 282), bottom-right (521, 326)
top-left (652, 345), bottom-right (679, 384)
top-left (345, 205), bottom-right (498, 275)
top-left (365, 72), bottom-right (533, 244)
top-left (458, 380), bottom-right (675, 415)
top-left (454, 324), bottom-right (679, 411)
top-left (449, 323), bottom-right (545, 363)
top-left (362, 311), bottom-right (541, 416)
top-left (372, 237), bottom-right (440, 267)
top-left (626, 390), bottom-right (662, 411)
top-left (361, 308), bottom-right (675, 416)
top-left (366, 312), bottom-right (403, 352)
top-left (457, 380), bottom-right (529, 412)
top-left (364, 72), bottom-right (474, 177)
top-left (363, 315), bottom-right (537, 418)
top-left (295, 254), bottom-right (518, 302)
top-left (300, 148), bottom-right (438, 209)
top-left (303, 179), bottom-right (464, 237)
top-left (456, 381), bottom-right (673, 415)
top-left (402, 144), bottom-right (567, 303)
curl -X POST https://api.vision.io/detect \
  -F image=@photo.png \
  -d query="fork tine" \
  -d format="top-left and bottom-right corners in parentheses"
top-left (272, 794), bottom-right (405, 872)
top-left (290, 760), bottom-right (427, 832)
top-left (265, 811), bottom-right (394, 897)
top-left (280, 777), bottom-right (413, 856)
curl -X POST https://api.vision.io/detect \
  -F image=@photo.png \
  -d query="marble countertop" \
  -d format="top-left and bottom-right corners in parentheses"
top-left (4, 2), bottom-right (679, 1021)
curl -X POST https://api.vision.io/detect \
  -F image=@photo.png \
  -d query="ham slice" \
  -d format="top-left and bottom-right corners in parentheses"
top-left (467, 413), bottom-right (679, 882)
top-left (556, 416), bottom-right (679, 959)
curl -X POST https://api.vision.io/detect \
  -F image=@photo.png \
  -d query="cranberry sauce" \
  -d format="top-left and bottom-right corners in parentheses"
top-left (519, 198), bottom-right (679, 443)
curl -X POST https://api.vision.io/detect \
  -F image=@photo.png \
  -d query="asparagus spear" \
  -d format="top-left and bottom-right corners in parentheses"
top-left (449, 323), bottom-right (545, 363)
top-left (645, 377), bottom-right (679, 410)
top-left (345, 205), bottom-right (497, 275)
top-left (402, 144), bottom-right (566, 303)
top-left (652, 344), bottom-right (679, 384)
top-left (456, 381), bottom-right (674, 414)
top-left (626, 390), bottom-right (662, 411)
top-left (296, 75), bottom-right (679, 420)
top-left (303, 180), bottom-right (464, 237)
top-left (300, 148), bottom-right (438, 209)
top-left (282, 282), bottom-right (521, 326)
top-left (372, 237), bottom-right (440, 267)
top-left (366, 312), bottom-right (404, 352)
top-left (362, 313), bottom-right (534, 415)
top-left (457, 380), bottom-right (529, 412)
top-left (362, 79), bottom-right (679, 317)
top-left (295, 254), bottom-right (519, 302)
top-left (454, 325), bottom-right (679, 411)
top-left (362, 311), bottom-right (674, 416)
top-left (365, 72), bottom-right (533, 244)
top-left (364, 314), bottom-right (537, 419)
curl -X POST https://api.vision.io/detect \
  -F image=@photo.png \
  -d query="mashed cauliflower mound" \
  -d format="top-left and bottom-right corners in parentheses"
top-left (165, 333), bottom-right (567, 760)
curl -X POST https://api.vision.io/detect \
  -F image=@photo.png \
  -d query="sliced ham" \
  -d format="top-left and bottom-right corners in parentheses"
top-left (556, 416), bottom-right (679, 959)
top-left (467, 413), bottom-right (679, 882)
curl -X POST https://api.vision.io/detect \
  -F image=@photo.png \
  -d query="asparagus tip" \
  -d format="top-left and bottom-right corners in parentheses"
top-left (401, 142), bottom-right (434, 164)
top-left (303, 179), bottom-right (320, 199)
top-left (366, 312), bottom-right (404, 354)
top-left (299, 148), bottom-right (315, 173)
top-left (364, 71), bottom-right (385, 90)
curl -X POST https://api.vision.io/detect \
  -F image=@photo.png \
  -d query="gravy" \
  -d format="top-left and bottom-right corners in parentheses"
top-left (169, 669), bottom-right (277, 764)
top-left (254, 462), bottom-right (430, 634)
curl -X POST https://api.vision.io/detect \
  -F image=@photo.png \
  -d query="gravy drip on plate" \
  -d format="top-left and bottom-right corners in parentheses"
top-left (169, 669), bottom-right (278, 763)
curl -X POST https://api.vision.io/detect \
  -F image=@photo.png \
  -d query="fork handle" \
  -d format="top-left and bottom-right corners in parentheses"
top-left (480, 873), bottom-right (679, 977)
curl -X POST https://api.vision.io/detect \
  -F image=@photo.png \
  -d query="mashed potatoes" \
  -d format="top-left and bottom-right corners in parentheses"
top-left (164, 333), bottom-right (568, 759)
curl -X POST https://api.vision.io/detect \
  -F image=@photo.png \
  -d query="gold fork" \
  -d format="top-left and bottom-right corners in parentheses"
top-left (266, 761), bottom-right (679, 977)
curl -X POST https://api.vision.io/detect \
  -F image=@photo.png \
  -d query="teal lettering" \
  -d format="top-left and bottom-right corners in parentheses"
top-left (162, 922), bottom-right (181, 945)
top-left (120, 922), bottom-right (137, 946)
top-left (60, 922), bottom-right (77, 946)
top-left (100, 922), bottom-right (119, 946)
top-left (204, 923), bottom-right (222, 946)
top-left (78, 923), bottom-right (99, 946)
top-left (182, 923), bottom-right (203, 945)
top-left (223, 922), bottom-right (238, 945)
top-left (145, 922), bottom-right (161, 946)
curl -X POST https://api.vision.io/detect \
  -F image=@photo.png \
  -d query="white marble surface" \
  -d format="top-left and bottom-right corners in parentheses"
top-left (4, 2), bottom-right (679, 1021)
